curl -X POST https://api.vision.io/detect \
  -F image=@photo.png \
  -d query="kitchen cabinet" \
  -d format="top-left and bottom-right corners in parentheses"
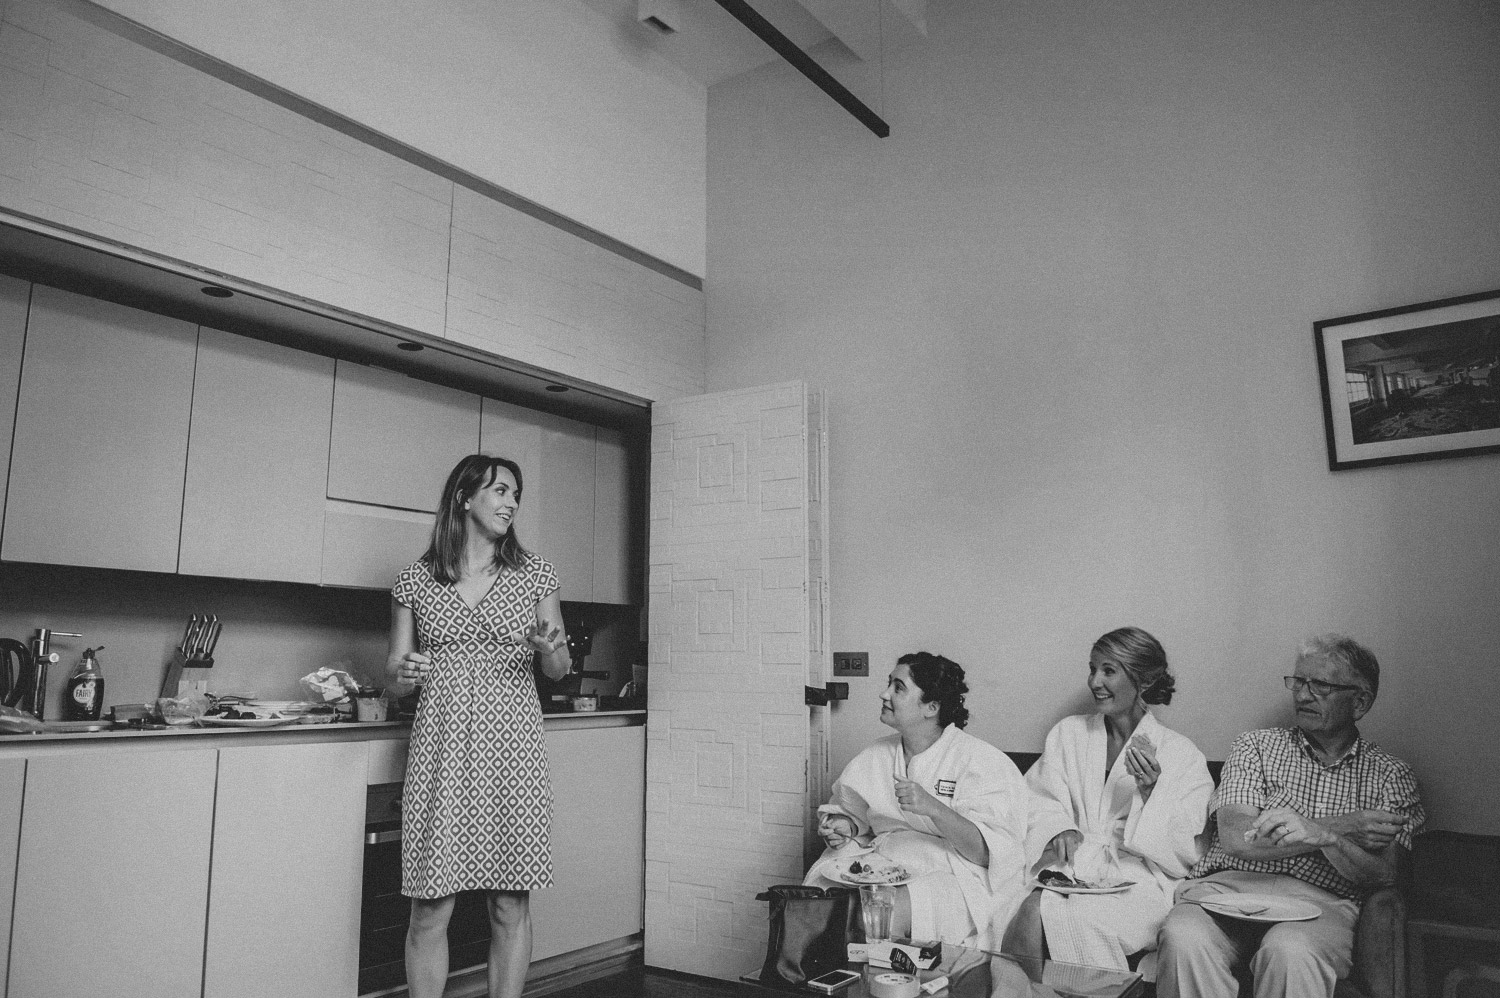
top-left (0, 758), bottom-right (22, 997)
top-left (478, 397), bottom-right (546, 555)
top-left (592, 427), bottom-right (636, 605)
top-left (328, 360), bottom-right (480, 513)
top-left (481, 399), bottom-right (594, 600)
top-left (0, 276), bottom-right (26, 534)
top-left (480, 400), bottom-right (637, 605)
top-left (2, 286), bottom-right (197, 572)
top-left (321, 499), bottom-right (434, 589)
top-left (532, 723), bottom-right (645, 959)
top-left (9, 748), bottom-right (217, 998)
top-left (179, 328), bottom-right (335, 583)
top-left (538, 414), bottom-right (597, 602)
top-left (205, 741), bottom-right (366, 998)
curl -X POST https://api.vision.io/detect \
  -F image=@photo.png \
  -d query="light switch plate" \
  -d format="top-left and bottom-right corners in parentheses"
top-left (833, 651), bottom-right (869, 677)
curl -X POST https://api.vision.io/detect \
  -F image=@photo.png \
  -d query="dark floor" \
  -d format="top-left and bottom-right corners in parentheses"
top-left (546, 966), bottom-right (753, 998)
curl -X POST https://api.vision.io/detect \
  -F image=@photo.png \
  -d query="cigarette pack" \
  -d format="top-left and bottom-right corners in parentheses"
top-left (867, 939), bottom-right (941, 972)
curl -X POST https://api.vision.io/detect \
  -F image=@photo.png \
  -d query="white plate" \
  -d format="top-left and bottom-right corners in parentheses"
top-left (832, 860), bottom-right (912, 887)
top-left (1197, 893), bottom-right (1321, 922)
top-left (198, 716), bottom-right (300, 728)
top-left (1034, 878), bottom-right (1135, 895)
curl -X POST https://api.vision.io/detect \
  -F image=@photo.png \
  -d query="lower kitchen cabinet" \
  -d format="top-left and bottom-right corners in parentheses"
top-left (532, 723), bottom-right (646, 959)
top-left (0, 759), bottom-right (23, 996)
top-left (9, 749), bottom-right (218, 998)
top-left (206, 742), bottom-right (367, 998)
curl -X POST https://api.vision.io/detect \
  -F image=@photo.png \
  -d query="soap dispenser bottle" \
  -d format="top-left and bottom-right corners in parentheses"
top-left (64, 646), bottom-right (104, 722)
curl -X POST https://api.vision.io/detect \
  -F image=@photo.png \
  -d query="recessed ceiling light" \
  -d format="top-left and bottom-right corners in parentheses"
top-left (545, 384), bottom-right (569, 393)
top-left (201, 286), bottom-right (233, 298)
top-left (396, 341), bottom-right (424, 352)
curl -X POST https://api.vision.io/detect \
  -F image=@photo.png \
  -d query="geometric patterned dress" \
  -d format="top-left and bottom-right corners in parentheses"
top-left (392, 555), bottom-right (560, 898)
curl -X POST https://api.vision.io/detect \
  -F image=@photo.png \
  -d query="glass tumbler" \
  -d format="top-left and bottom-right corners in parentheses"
top-left (858, 884), bottom-right (896, 944)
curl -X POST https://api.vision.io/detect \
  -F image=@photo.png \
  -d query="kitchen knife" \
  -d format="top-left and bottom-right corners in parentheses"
top-left (182, 615), bottom-right (202, 656)
top-left (204, 617), bottom-right (222, 657)
top-left (195, 616), bottom-right (214, 657)
top-left (179, 615), bottom-right (197, 655)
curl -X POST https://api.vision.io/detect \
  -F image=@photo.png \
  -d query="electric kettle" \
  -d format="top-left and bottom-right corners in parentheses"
top-left (0, 638), bottom-right (35, 711)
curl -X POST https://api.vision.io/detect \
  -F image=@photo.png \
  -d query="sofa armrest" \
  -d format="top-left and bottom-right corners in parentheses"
top-left (1350, 886), bottom-right (1407, 998)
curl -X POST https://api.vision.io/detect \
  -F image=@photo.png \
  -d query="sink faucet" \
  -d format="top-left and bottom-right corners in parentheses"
top-left (27, 628), bottom-right (81, 722)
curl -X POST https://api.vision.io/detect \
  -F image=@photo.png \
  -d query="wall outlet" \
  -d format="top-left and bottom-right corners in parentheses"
top-left (832, 651), bottom-right (869, 677)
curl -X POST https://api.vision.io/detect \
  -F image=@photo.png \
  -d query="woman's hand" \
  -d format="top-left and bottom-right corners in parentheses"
top-left (1048, 829), bottom-right (1084, 867)
top-left (1124, 735), bottom-right (1160, 799)
top-left (395, 651), bottom-right (433, 687)
top-left (524, 621), bottom-right (567, 656)
top-left (893, 777), bottom-right (944, 819)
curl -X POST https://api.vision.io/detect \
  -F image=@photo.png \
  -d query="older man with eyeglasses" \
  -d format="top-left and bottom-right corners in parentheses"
top-left (1155, 634), bottom-right (1424, 998)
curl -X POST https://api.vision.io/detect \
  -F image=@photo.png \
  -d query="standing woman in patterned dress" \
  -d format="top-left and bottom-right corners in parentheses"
top-left (386, 454), bottom-right (572, 998)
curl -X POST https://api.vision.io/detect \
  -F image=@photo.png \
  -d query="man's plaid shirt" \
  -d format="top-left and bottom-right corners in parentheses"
top-left (1191, 727), bottom-right (1424, 900)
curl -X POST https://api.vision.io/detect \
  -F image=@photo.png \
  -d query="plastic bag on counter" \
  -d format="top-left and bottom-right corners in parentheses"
top-left (0, 703), bottom-right (42, 734)
top-left (155, 692), bottom-right (213, 726)
top-left (300, 666), bottom-right (362, 703)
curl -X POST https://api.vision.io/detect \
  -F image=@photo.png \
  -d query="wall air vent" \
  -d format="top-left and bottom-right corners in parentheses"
top-left (638, 0), bottom-right (681, 35)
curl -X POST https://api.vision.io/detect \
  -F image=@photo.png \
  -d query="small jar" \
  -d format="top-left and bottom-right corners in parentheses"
top-left (355, 687), bottom-right (388, 722)
top-left (570, 694), bottom-right (599, 712)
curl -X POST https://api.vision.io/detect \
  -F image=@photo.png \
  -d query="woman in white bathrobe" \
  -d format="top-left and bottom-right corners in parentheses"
top-left (1003, 627), bottom-right (1212, 973)
top-left (813, 652), bottom-right (1029, 949)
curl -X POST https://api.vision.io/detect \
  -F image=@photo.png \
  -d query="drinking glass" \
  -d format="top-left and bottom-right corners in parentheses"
top-left (859, 884), bottom-right (896, 944)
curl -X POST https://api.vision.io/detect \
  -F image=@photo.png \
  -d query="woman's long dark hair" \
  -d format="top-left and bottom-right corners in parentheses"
top-left (899, 651), bottom-right (970, 729)
top-left (422, 454), bottom-right (529, 584)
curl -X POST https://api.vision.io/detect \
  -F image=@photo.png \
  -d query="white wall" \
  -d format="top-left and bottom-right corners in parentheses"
top-left (93, 0), bottom-right (708, 276)
top-left (705, 0), bottom-right (1500, 832)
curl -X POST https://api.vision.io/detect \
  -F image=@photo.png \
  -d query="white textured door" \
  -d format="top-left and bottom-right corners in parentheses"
top-left (645, 382), bottom-right (830, 980)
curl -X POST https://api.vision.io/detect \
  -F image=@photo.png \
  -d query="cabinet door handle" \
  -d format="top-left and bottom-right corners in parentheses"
top-left (364, 829), bottom-right (402, 845)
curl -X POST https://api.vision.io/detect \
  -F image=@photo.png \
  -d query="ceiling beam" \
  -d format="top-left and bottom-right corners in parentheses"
top-left (710, 0), bottom-right (889, 138)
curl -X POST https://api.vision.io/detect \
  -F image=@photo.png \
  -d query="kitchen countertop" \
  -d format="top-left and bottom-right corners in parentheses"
top-left (0, 708), bottom-right (645, 748)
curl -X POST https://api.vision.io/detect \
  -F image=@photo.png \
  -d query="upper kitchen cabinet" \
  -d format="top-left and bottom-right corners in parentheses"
top-left (2, 286), bottom-right (196, 572)
top-left (593, 427), bottom-right (638, 605)
top-left (481, 399), bottom-right (605, 603)
top-left (0, 277), bottom-right (27, 522)
top-left (539, 414), bottom-right (598, 602)
top-left (478, 397), bottom-right (544, 547)
top-left (179, 328), bottom-right (335, 583)
top-left (321, 500), bottom-right (434, 589)
top-left (327, 361), bottom-right (480, 512)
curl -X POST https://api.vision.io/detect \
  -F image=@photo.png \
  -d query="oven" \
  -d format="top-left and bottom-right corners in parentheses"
top-left (360, 783), bottom-right (494, 995)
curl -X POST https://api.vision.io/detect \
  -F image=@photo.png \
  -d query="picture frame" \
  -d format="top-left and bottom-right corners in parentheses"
top-left (1315, 288), bottom-right (1500, 471)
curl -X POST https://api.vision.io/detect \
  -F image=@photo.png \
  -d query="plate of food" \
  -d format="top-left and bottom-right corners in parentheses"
top-left (1196, 893), bottom-right (1320, 922)
top-left (1034, 870), bottom-right (1136, 895)
top-left (198, 712), bottom-right (300, 728)
top-left (832, 857), bottom-right (912, 887)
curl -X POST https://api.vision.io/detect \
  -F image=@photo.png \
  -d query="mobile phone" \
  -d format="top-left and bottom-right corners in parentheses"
top-left (806, 969), bottom-right (861, 993)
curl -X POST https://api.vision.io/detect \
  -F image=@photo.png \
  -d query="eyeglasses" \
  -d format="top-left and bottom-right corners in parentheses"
top-left (1283, 676), bottom-right (1364, 698)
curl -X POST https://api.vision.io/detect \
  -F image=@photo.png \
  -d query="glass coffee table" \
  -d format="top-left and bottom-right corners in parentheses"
top-left (742, 942), bottom-right (1145, 998)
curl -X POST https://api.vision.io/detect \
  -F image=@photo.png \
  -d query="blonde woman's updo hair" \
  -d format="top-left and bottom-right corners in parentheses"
top-left (1091, 626), bottom-right (1176, 705)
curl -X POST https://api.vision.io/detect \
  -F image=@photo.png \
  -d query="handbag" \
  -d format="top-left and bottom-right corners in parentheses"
top-left (755, 885), bottom-right (862, 989)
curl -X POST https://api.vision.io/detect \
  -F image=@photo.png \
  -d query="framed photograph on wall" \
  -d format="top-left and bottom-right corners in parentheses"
top-left (1315, 288), bottom-right (1500, 471)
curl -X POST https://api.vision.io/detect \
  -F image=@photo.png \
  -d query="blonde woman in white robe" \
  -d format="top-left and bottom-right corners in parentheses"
top-left (813, 652), bottom-right (1030, 949)
top-left (1003, 627), bottom-right (1213, 974)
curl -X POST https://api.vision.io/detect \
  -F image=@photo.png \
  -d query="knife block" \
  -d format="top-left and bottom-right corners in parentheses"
top-left (159, 648), bottom-right (215, 698)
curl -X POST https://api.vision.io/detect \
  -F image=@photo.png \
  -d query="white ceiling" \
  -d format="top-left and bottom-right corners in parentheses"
top-left (576, 0), bottom-right (925, 88)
